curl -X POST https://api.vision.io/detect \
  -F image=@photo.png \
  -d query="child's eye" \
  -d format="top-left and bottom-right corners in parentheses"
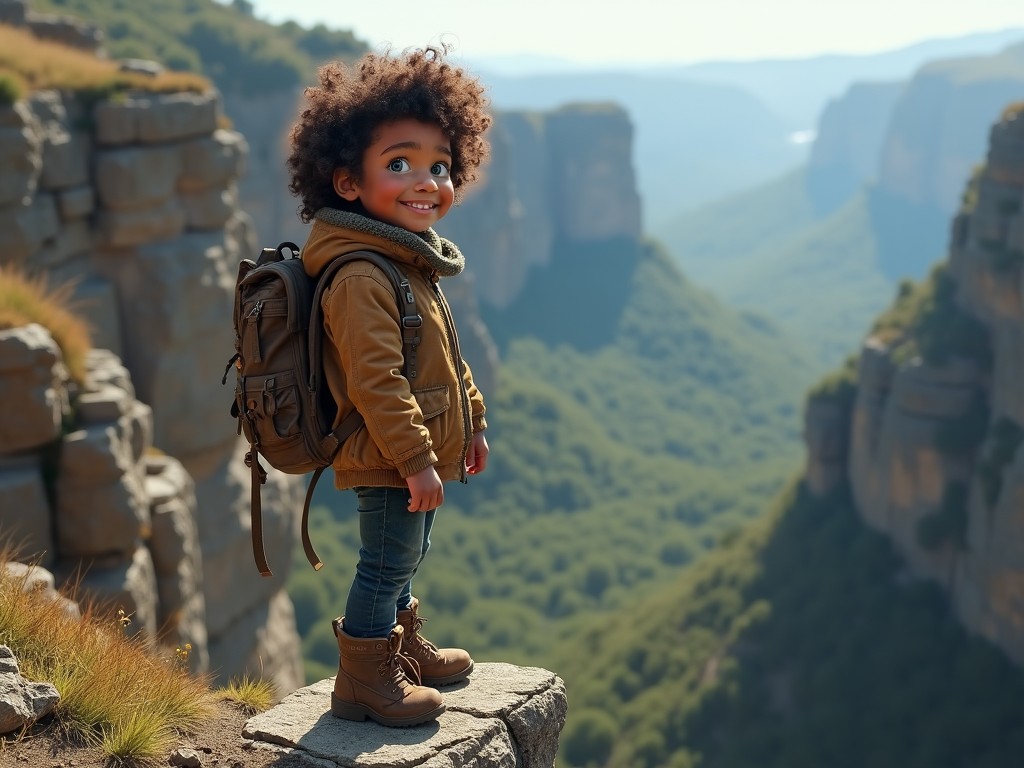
top-left (388, 158), bottom-right (410, 173)
top-left (431, 162), bottom-right (450, 178)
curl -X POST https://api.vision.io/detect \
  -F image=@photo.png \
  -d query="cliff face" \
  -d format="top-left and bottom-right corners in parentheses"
top-left (438, 103), bottom-right (642, 313)
top-left (0, 84), bottom-right (303, 694)
top-left (804, 105), bottom-right (1024, 664)
top-left (806, 81), bottom-right (905, 215)
top-left (875, 43), bottom-right (1024, 216)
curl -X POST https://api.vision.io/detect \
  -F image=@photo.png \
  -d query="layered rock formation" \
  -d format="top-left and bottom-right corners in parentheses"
top-left (0, 83), bottom-right (303, 693)
top-left (1, 329), bottom-right (208, 668)
top-left (804, 104), bottom-right (1024, 664)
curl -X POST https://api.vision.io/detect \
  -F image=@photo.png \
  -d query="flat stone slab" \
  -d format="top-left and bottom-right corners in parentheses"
top-left (243, 662), bottom-right (566, 768)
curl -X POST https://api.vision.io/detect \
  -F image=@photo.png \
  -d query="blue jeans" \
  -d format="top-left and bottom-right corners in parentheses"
top-left (343, 486), bottom-right (434, 638)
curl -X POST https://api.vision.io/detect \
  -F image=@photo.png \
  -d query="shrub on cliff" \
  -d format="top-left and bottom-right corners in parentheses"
top-left (806, 352), bottom-right (858, 409)
top-left (0, 265), bottom-right (92, 384)
top-left (0, 562), bottom-right (210, 761)
top-left (30, 0), bottom-right (367, 95)
top-left (870, 262), bottom-right (991, 369)
top-left (0, 559), bottom-right (274, 762)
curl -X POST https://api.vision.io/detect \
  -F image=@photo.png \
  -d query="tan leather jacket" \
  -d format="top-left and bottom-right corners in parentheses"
top-left (302, 208), bottom-right (487, 490)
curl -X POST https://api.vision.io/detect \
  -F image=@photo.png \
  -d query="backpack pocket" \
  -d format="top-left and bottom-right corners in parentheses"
top-left (236, 370), bottom-right (303, 447)
top-left (239, 296), bottom-right (288, 368)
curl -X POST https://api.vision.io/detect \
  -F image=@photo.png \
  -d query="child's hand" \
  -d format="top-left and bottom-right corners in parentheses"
top-left (406, 466), bottom-right (443, 512)
top-left (466, 431), bottom-right (489, 476)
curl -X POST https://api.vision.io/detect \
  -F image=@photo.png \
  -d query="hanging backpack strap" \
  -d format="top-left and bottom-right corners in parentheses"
top-left (244, 448), bottom-right (271, 577)
top-left (301, 250), bottom-right (421, 571)
top-left (301, 466), bottom-right (326, 571)
top-left (299, 408), bottom-right (366, 572)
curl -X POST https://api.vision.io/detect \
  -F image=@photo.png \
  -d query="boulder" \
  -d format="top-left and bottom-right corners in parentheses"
top-left (0, 645), bottom-right (60, 735)
top-left (0, 324), bottom-right (68, 454)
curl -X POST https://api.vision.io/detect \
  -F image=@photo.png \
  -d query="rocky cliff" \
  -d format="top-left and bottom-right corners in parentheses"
top-left (874, 42), bottom-right (1024, 217)
top-left (0, 21), bottom-right (570, 758)
top-left (804, 103), bottom-right (1024, 664)
top-left (0, 75), bottom-right (305, 693)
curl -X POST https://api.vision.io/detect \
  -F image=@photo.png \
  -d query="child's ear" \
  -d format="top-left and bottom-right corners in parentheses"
top-left (332, 169), bottom-right (360, 201)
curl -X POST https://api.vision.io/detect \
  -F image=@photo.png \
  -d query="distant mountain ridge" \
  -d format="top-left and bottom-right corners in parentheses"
top-left (655, 39), bottom-right (1024, 372)
top-left (651, 27), bottom-right (1024, 126)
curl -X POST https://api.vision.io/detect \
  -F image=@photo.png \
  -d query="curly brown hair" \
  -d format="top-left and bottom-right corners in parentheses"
top-left (287, 46), bottom-right (492, 223)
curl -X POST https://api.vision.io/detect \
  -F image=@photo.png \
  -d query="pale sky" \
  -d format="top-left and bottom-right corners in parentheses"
top-left (244, 0), bottom-right (1023, 67)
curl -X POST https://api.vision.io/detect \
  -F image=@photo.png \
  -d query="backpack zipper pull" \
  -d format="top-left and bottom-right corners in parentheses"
top-left (245, 300), bottom-right (264, 364)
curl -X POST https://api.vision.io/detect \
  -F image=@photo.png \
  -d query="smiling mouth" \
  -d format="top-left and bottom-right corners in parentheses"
top-left (402, 201), bottom-right (437, 212)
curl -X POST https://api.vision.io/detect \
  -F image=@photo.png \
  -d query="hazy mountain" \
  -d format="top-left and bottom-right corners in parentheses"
top-left (627, 27), bottom-right (1024, 127)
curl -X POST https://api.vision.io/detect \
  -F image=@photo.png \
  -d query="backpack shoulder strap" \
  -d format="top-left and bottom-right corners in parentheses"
top-left (309, 250), bottom-right (422, 405)
top-left (299, 250), bottom-right (423, 573)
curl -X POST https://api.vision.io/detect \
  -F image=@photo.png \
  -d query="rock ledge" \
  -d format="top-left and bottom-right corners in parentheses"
top-left (243, 662), bottom-right (566, 767)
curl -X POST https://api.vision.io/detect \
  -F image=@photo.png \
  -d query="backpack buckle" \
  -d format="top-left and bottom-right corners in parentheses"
top-left (402, 315), bottom-right (422, 329)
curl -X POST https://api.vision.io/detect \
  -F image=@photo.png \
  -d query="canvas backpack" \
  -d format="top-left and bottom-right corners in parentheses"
top-left (224, 241), bottom-right (422, 577)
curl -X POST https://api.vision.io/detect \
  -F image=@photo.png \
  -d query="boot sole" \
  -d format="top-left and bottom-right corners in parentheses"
top-left (423, 660), bottom-right (474, 687)
top-left (330, 693), bottom-right (445, 727)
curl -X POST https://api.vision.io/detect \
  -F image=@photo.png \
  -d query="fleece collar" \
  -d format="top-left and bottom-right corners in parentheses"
top-left (313, 208), bottom-right (465, 277)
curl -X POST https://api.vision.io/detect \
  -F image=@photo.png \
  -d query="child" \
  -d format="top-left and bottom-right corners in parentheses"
top-left (286, 46), bottom-right (492, 727)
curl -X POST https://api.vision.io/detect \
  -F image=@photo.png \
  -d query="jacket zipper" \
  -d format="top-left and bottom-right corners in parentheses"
top-left (431, 274), bottom-right (473, 482)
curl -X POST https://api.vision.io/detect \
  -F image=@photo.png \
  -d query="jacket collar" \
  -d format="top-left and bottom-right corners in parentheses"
top-left (307, 208), bottom-right (465, 278)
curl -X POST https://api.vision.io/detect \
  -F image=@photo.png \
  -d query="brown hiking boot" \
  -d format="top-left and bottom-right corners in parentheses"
top-left (396, 598), bottom-right (474, 686)
top-left (331, 618), bottom-right (445, 727)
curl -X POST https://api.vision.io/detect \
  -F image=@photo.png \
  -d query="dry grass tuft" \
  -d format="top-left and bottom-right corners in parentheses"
top-left (0, 23), bottom-right (208, 104)
top-left (214, 675), bottom-right (276, 715)
top-left (0, 264), bottom-right (92, 384)
top-left (0, 557), bottom-right (215, 763)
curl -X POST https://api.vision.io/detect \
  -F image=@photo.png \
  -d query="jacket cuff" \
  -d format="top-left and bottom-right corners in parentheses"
top-left (396, 449), bottom-right (438, 479)
top-left (472, 414), bottom-right (488, 433)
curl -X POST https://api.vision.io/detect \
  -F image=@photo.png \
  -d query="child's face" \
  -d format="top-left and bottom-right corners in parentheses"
top-left (333, 119), bottom-right (455, 232)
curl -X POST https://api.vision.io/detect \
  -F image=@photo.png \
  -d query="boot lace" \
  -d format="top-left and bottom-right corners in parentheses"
top-left (406, 614), bottom-right (443, 663)
top-left (378, 630), bottom-right (422, 690)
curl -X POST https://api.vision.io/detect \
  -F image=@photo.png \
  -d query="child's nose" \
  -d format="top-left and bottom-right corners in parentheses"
top-left (414, 173), bottom-right (439, 191)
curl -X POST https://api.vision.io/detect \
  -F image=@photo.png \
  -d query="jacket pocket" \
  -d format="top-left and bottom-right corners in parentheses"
top-left (413, 385), bottom-right (450, 420)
